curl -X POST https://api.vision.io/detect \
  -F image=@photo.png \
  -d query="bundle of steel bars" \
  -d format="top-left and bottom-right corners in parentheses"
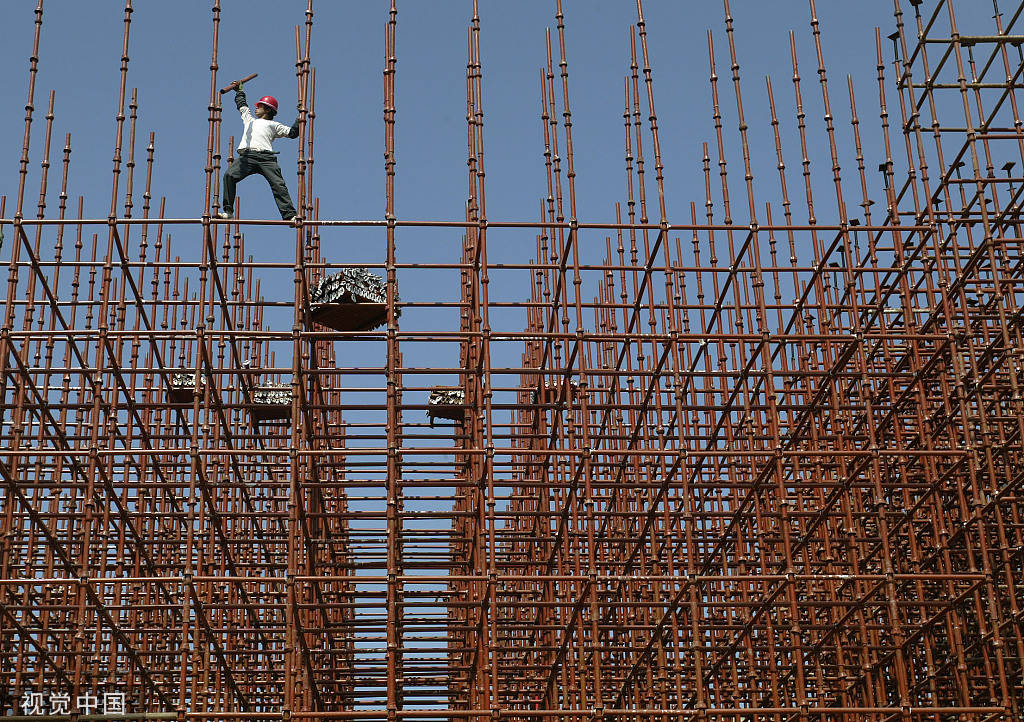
top-left (1, 0), bottom-right (1022, 720)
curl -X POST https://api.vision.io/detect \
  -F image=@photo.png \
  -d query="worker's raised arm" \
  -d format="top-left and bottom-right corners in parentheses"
top-left (234, 88), bottom-right (250, 116)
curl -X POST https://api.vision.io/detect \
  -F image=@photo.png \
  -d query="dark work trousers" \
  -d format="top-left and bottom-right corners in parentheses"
top-left (222, 150), bottom-right (296, 219)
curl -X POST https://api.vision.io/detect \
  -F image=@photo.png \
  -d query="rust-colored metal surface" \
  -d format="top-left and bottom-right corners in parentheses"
top-left (1, 0), bottom-right (1022, 720)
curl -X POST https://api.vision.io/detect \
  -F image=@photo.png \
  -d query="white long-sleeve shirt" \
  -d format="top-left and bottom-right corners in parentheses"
top-left (233, 90), bottom-right (299, 152)
top-left (236, 106), bottom-right (294, 152)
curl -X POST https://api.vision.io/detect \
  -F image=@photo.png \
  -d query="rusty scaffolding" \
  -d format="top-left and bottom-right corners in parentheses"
top-left (1, 0), bottom-right (1023, 720)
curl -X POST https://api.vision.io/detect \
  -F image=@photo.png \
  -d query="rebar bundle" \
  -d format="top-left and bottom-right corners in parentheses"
top-left (1, 1), bottom-right (1022, 720)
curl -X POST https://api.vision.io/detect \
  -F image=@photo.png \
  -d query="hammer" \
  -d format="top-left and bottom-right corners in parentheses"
top-left (219, 73), bottom-right (258, 95)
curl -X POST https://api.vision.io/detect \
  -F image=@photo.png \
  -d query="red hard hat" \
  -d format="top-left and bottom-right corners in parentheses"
top-left (255, 95), bottom-right (279, 112)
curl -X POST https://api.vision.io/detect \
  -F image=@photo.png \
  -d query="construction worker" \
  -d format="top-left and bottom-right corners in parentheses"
top-left (217, 81), bottom-right (302, 222)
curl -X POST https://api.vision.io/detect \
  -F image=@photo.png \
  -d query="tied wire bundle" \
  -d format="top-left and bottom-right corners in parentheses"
top-left (310, 268), bottom-right (399, 312)
top-left (427, 387), bottom-right (465, 423)
top-left (308, 268), bottom-right (400, 332)
top-left (169, 372), bottom-right (200, 390)
top-left (428, 388), bottom-right (464, 409)
top-left (253, 386), bottom-right (293, 407)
